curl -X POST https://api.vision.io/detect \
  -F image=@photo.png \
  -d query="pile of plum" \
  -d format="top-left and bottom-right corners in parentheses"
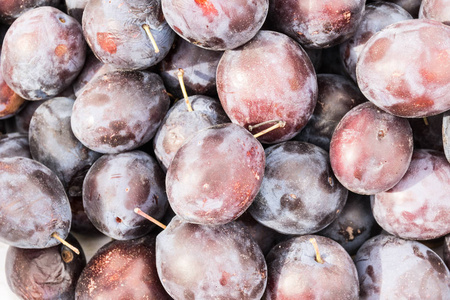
top-left (1, 0), bottom-right (450, 299)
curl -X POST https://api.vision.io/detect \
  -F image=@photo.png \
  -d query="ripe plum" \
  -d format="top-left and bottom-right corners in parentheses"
top-left (1, 7), bottom-right (86, 100)
top-left (153, 95), bottom-right (229, 171)
top-left (217, 30), bottom-right (318, 144)
top-left (6, 233), bottom-right (86, 300)
top-left (71, 70), bottom-right (169, 153)
top-left (83, 151), bottom-right (168, 240)
top-left (355, 234), bottom-right (450, 299)
top-left (340, 2), bottom-right (412, 82)
top-left (161, 0), bottom-right (269, 50)
top-left (372, 150), bottom-right (450, 240)
top-left (249, 141), bottom-right (348, 235)
top-left (75, 234), bottom-right (171, 299)
top-left (0, 157), bottom-right (71, 249)
top-left (264, 235), bottom-right (359, 299)
top-left (166, 123), bottom-right (265, 225)
top-left (82, 0), bottom-right (175, 70)
top-left (330, 102), bottom-right (413, 195)
top-left (268, 0), bottom-right (365, 49)
top-left (156, 216), bottom-right (267, 299)
top-left (356, 19), bottom-right (450, 118)
top-left (29, 97), bottom-right (100, 189)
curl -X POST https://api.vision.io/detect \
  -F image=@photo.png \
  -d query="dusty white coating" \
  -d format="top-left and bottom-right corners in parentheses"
top-left (340, 2), bottom-right (412, 82)
top-left (156, 217), bottom-right (267, 299)
top-left (356, 19), bottom-right (450, 117)
top-left (355, 234), bottom-right (450, 299)
top-left (28, 97), bottom-right (100, 187)
top-left (249, 141), bottom-right (347, 235)
top-left (264, 235), bottom-right (359, 299)
top-left (372, 150), bottom-right (450, 240)
top-left (162, 0), bottom-right (268, 50)
top-left (0, 7), bottom-right (86, 100)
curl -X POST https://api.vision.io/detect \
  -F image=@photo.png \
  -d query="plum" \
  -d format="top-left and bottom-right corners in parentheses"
top-left (0, 132), bottom-right (31, 159)
top-left (217, 30), bottom-right (318, 144)
top-left (355, 234), bottom-right (450, 299)
top-left (161, 0), bottom-right (269, 50)
top-left (166, 123), bottom-right (265, 225)
top-left (420, 0), bottom-right (450, 25)
top-left (1, 7), bottom-right (86, 100)
top-left (372, 149), bottom-right (450, 240)
top-left (0, 0), bottom-right (61, 24)
top-left (156, 216), bottom-right (267, 299)
top-left (330, 102), bottom-right (413, 195)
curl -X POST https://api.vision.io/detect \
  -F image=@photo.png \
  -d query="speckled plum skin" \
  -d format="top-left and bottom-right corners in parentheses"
top-left (0, 133), bottom-right (31, 159)
top-left (6, 234), bottom-right (86, 300)
top-left (161, 0), bottom-right (268, 50)
top-left (356, 19), bottom-right (450, 118)
top-left (217, 30), bottom-right (318, 144)
top-left (166, 123), bottom-right (265, 225)
top-left (420, 0), bottom-right (450, 25)
top-left (83, 0), bottom-right (175, 71)
top-left (249, 141), bottom-right (348, 235)
top-left (340, 2), bottom-right (412, 82)
top-left (153, 95), bottom-right (230, 172)
top-left (83, 151), bottom-right (168, 240)
top-left (319, 193), bottom-right (381, 255)
top-left (29, 97), bottom-right (100, 188)
top-left (0, 0), bottom-right (61, 24)
top-left (0, 157), bottom-right (71, 249)
top-left (372, 150), bottom-right (450, 240)
top-left (1, 7), bottom-right (86, 100)
top-left (159, 37), bottom-right (223, 98)
top-left (264, 235), bottom-right (359, 300)
top-left (355, 234), bottom-right (450, 299)
top-left (156, 217), bottom-right (267, 300)
top-left (330, 102), bottom-right (413, 195)
top-left (71, 70), bottom-right (169, 153)
top-left (75, 235), bottom-right (171, 300)
top-left (294, 74), bottom-right (366, 151)
top-left (268, 0), bottom-right (365, 49)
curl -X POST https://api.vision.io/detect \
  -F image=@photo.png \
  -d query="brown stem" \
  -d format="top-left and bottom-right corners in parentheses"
top-left (177, 68), bottom-right (193, 112)
top-left (52, 233), bottom-right (80, 255)
top-left (423, 117), bottom-right (429, 126)
top-left (250, 120), bottom-right (286, 139)
top-left (309, 237), bottom-right (324, 264)
top-left (134, 208), bottom-right (167, 230)
top-left (142, 24), bottom-right (160, 53)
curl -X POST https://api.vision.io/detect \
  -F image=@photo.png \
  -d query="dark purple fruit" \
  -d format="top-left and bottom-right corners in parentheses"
top-left (166, 123), bottom-right (265, 225)
top-left (6, 233), bottom-right (86, 300)
top-left (1, 7), bottom-right (86, 100)
top-left (0, 132), bottom-right (31, 159)
top-left (0, 157), bottom-right (71, 249)
top-left (0, 0), bottom-right (61, 24)
top-left (75, 234), bottom-right (171, 300)
top-left (156, 216), bottom-right (267, 299)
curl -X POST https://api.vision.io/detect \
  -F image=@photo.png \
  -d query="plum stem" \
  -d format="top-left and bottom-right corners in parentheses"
top-left (177, 68), bottom-right (193, 112)
top-left (250, 120), bottom-right (286, 139)
top-left (142, 24), bottom-right (160, 53)
top-left (423, 117), bottom-right (429, 126)
top-left (309, 238), bottom-right (324, 264)
top-left (52, 233), bottom-right (80, 255)
top-left (134, 208), bottom-right (167, 230)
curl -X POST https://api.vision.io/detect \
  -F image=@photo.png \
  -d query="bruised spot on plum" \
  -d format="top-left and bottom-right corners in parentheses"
top-left (55, 44), bottom-right (68, 57)
top-left (366, 265), bottom-right (376, 282)
top-left (97, 32), bottom-right (117, 54)
top-left (116, 217), bottom-right (122, 223)
top-left (280, 193), bottom-right (303, 211)
top-left (195, 0), bottom-right (219, 17)
top-left (220, 271), bottom-right (231, 286)
top-left (109, 120), bottom-right (127, 131)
